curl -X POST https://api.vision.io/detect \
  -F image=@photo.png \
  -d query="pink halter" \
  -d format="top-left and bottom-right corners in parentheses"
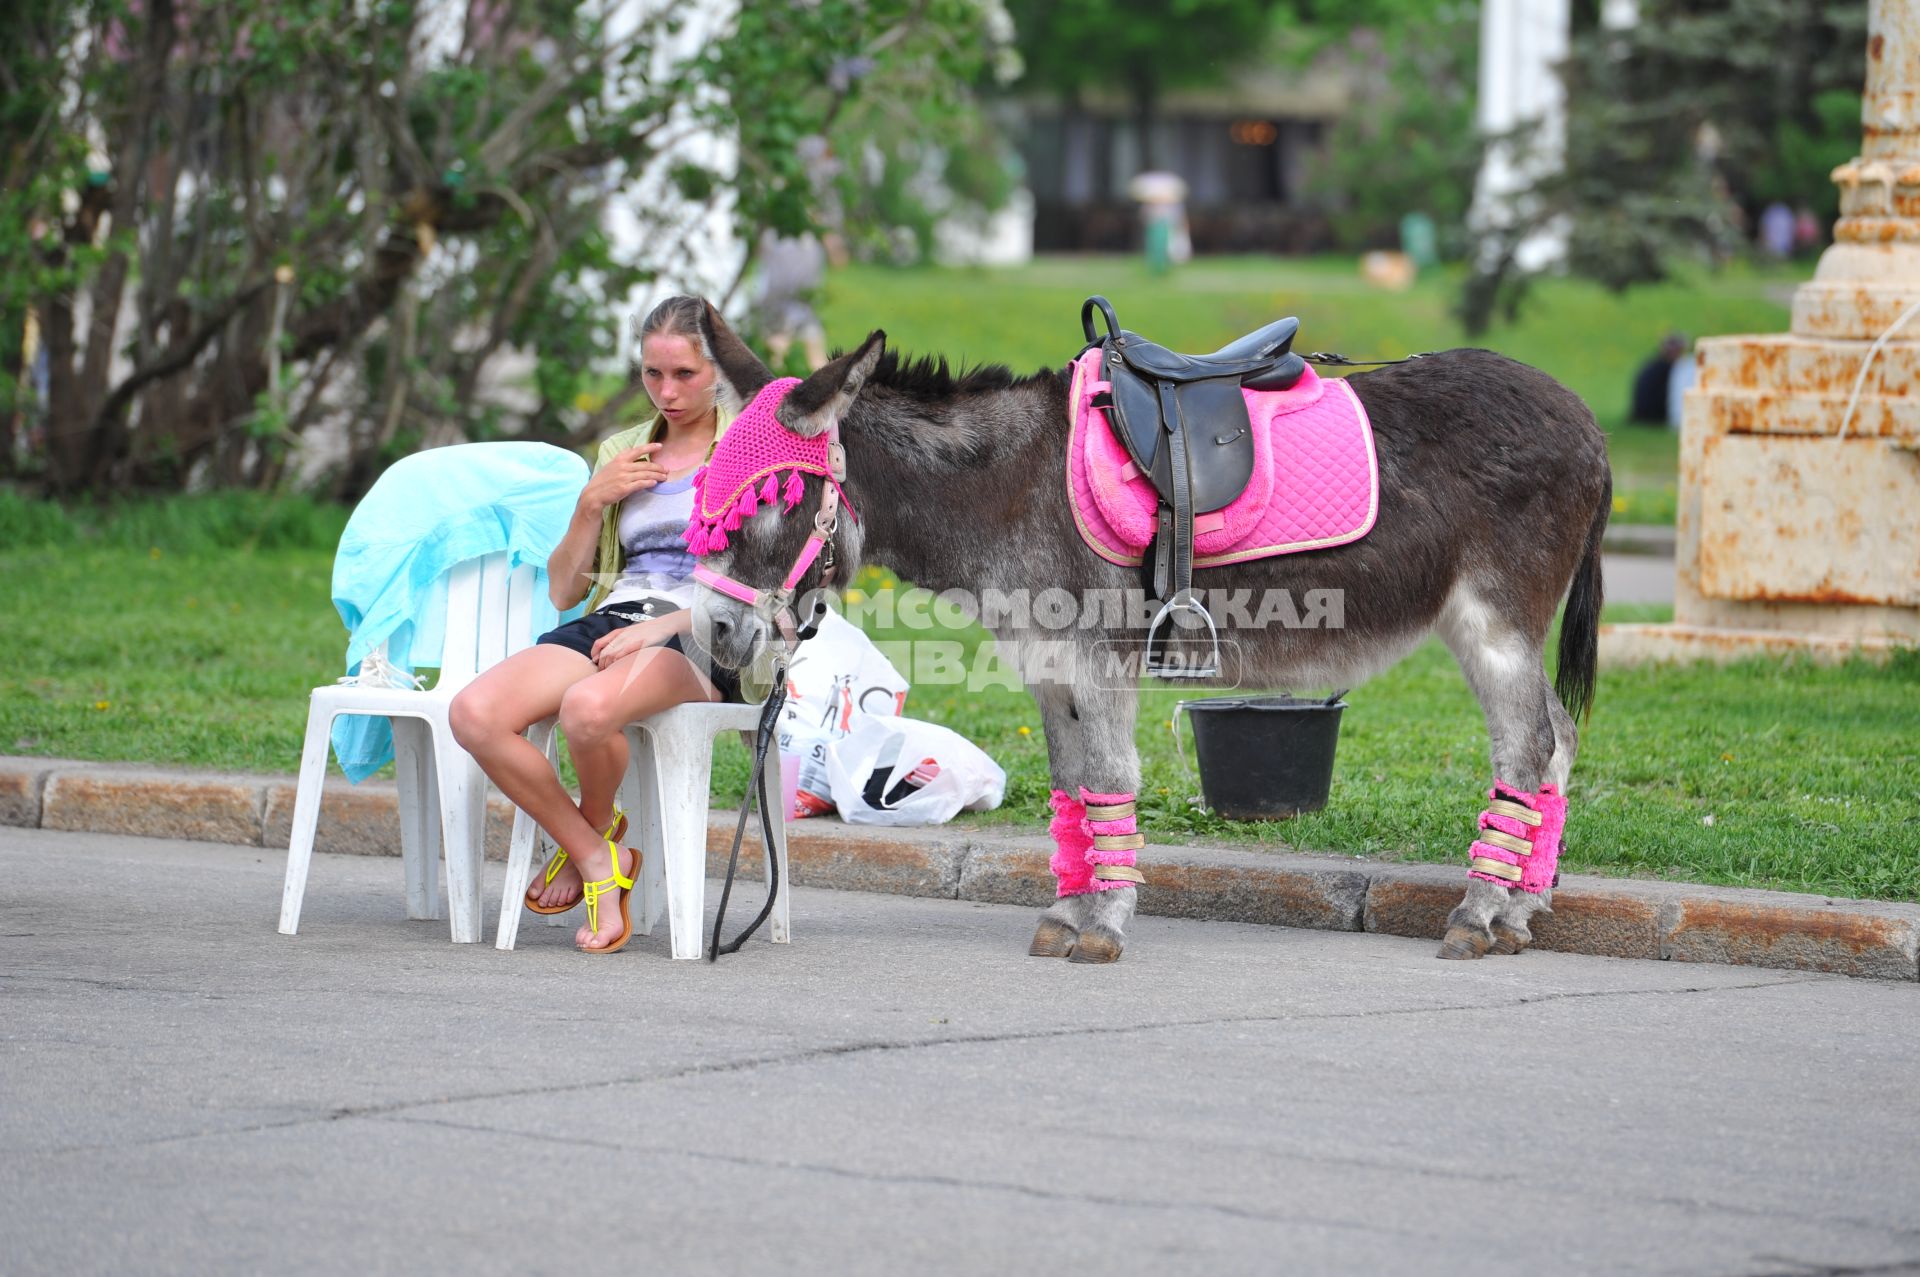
top-left (686, 378), bottom-right (855, 628)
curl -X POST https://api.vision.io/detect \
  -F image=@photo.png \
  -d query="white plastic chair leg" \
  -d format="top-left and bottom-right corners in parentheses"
top-left (640, 716), bottom-right (719, 960)
top-left (278, 700), bottom-right (337, 936)
top-left (393, 717), bottom-right (442, 921)
top-left (495, 717), bottom-right (556, 950)
top-left (433, 723), bottom-right (487, 943)
top-left (622, 728), bottom-right (668, 939)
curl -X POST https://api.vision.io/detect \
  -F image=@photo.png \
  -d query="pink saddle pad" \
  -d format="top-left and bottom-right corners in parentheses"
top-left (1065, 348), bottom-right (1378, 568)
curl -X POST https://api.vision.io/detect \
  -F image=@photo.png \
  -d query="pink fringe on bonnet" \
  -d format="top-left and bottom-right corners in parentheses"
top-left (680, 376), bottom-right (856, 558)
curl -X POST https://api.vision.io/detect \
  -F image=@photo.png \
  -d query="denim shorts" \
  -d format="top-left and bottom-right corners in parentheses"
top-left (536, 601), bottom-right (741, 703)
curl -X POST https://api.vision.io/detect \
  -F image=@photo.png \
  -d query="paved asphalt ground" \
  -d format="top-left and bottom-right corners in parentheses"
top-left (4, 828), bottom-right (1916, 1277)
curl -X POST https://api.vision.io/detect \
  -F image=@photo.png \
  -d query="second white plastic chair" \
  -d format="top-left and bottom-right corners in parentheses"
top-left (495, 701), bottom-right (790, 958)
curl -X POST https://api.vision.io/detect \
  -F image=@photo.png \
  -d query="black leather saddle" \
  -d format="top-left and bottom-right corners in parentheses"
top-left (1086, 296), bottom-right (1304, 516)
top-left (1081, 296), bottom-right (1305, 678)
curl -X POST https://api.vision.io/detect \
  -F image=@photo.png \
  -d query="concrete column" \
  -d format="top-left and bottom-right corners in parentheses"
top-left (1796, 0), bottom-right (1920, 339)
top-left (1471, 0), bottom-right (1571, 271)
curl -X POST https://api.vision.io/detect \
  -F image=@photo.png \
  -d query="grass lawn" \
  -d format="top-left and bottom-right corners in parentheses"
top-left (818, 255), bottom-right (1805, 524)
top-left (4, 541), bottom-right (1914, 903)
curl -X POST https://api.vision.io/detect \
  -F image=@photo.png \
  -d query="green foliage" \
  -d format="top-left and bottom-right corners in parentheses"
top-left (1750, 88), bottom-right (1861, 218)
top-left (1300, 7), bottom-right (1481, 253)
top-left (3, 0), bottom-right (1011, 495)
top-left (714, 0), bottom-right (1015, 267)
top-left (1007, 0), bottom-right (1281, 99)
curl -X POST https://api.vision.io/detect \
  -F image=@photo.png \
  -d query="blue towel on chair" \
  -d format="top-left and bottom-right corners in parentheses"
top-left (328, 441), bottom-right (590, 782)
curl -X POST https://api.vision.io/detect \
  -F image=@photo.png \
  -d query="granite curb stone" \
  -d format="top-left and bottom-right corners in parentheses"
top-left (0, 757), bottom-right (50, 828)
top-left (1659, 893), bottom-right (1920, 982)
top-left (704, 820), bottom-right (967, 899)
top-left (5, 755), bottom-right (1915, 982)
top-left (258, 778), bottom-right (521, 861)
top-left (1362, 861), bottom-right (1668, 961)
top-left (41, 766), bottom-right (264, 845)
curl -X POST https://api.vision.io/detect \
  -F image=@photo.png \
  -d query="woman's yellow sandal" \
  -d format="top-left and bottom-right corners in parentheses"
top-left (524, 809), bottom-right (626, 915)
top-left (578, 835), bottom-right (638, 955)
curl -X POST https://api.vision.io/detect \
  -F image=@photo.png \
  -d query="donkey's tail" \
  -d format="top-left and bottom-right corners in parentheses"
top-left (1555, 475), bottom-right (1609, 722)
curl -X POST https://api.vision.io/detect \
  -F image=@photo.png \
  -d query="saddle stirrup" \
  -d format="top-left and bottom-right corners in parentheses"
top-left (1145, 591), bottom-right (1221, 680)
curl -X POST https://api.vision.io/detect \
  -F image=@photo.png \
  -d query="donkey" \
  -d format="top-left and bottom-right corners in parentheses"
top-left (686, 303), bottom-right (1610, 963)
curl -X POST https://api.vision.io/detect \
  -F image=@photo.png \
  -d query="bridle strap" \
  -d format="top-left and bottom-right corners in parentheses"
top-left (693, 476), bottom-right (842, 659)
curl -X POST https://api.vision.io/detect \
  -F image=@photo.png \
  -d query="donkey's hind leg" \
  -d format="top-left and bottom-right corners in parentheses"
top-left (1026, 670), bottom-right (1142, 963)
top-left (1481, 696), bottom-right (1580, 954)
top-left (1437, 590), bottom-right (1563, 960)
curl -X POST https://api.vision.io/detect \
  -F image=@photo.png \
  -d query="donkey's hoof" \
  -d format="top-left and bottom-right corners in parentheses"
top-left (1488, 923), bottom-right (1529, 956)
top-left (1029, 918), bottom-right (1078, 958)
top-left (1436, 926), bottom-right (1491, 960)
top-left (1066, 926), bottom-right (1124, 964)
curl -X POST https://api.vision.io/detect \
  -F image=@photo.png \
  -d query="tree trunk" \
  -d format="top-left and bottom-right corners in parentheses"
top-left (41, 289), bottom-right (88, 492)
top-left (1132, 66), bottom-right (1160, 173)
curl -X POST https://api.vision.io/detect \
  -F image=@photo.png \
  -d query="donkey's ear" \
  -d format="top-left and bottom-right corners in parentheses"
top-left (697, 301), bottom-right (772, 412)
top-left (776, 330), bottom-right (885, 438)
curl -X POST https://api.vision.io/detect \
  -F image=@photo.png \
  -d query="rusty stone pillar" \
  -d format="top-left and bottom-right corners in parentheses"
top-left (1605, 0), bottom-right (1920, 664)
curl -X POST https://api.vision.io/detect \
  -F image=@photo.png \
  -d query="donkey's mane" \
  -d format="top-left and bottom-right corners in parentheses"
top-left (863, 349), bottom-right (1063, 402)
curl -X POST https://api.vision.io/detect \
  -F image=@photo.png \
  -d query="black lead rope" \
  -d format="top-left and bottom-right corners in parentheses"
top-left (707, 600), bottom-right (829, 962)
top-left (706, 679), bottom-right (787, 961)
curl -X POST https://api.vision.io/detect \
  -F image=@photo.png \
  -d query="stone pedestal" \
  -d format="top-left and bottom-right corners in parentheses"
top-left (1603, 0), bottom-right (1920, 666)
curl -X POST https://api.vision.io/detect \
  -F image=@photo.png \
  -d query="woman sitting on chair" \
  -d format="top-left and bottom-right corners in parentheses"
top-left (450, 295), bottom-right (743, 955)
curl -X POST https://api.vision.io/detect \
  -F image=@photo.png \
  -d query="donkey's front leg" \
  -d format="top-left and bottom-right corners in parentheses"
top-left (1026, 670), bottom-right (1142, 964)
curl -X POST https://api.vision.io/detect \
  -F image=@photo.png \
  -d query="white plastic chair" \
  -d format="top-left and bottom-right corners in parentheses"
top-left (279, 553), bottom-right (543, 943)
top-left (494, 702), bottom-right (791, 959)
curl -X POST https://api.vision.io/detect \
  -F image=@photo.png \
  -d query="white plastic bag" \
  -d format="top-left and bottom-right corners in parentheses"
top-left (825, 713), bottom-right (1006, 826)
top-left (777, 610), bottom-right (910, 817)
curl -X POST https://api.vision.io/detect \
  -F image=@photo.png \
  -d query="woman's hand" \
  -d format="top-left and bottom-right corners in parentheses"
top-left (590, 616), bottom-right (672, 668)
top-left (579, 443), bottom-right (669, 516)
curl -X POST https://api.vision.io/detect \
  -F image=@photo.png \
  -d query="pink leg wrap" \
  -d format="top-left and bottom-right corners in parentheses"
top-left (1465, 780), bottom-right (1567, 895)
top-left (1079, 787), bottom-right (1141, 894)
top-left (1048, 789), bottom-right (1095, 897)
top-left (1048, 788), bottom-right (1145, 897)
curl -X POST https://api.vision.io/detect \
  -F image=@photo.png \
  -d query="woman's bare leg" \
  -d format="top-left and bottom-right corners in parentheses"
top-left (557, 645), bottom-right (720, 950)
top-left (448, 644), bottom-right (603, 907)
top-left (567, 731), bottom-right (628, 838)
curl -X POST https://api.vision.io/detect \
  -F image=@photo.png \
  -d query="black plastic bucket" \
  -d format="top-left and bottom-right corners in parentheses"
top-left (1181, 694), bottom-right (1347, 820)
